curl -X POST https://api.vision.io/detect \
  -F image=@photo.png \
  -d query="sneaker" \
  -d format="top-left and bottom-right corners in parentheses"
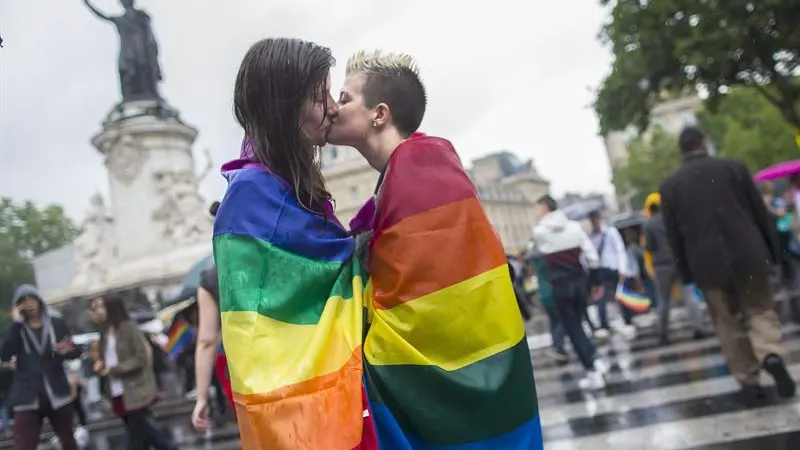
top-left (578, 371), bottom-right (606, 390)
top-left (619, 324), bottom-right (637, 340)
top-left (763, 354), bottom-right (797, 398)
top-left (74, 426), bottom-right (90, 448)
top-left (594, 328), bottom-right (610, 340)
top-left (545, 348), bottom-right (569, 364)
top-left (593, 358), bottom-right (610, 375)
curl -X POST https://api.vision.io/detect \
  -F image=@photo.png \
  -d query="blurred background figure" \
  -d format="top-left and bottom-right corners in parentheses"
top-left (89, 296), bottom-right (177, 450)
top-left (660, 126), bottom-right (795, 405)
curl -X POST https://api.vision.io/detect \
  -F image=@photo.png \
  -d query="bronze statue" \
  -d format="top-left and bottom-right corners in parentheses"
top-left (83, 0), bottom-right (162, 103)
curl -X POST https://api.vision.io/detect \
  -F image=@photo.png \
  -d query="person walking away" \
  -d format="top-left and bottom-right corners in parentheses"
top-left (532, 195), bottom-right (609, 389)
top-left (0, 285), bottom-right (82, 450)
top-left (588, 210), bottom-right (633, 339)
top-left (644, 201), bottom-right (707, 345)
top-left (660, 126), bottom-right (796, 404)
top-left (527, 244), bottom-right (568, 364)
top-left (89, 296), bottom-right (177, 450)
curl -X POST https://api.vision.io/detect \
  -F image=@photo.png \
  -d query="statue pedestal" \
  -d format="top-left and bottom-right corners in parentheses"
top-left (92, 104), bottom-right (209, 262)
top-left (49, 104), bottom-right (212, 305)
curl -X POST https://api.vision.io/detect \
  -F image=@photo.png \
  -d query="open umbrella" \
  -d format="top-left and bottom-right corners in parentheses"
top-left (162, 253), bottom-right (213, 307)
top-left (562, 199), bottom-right (605, 221)
top-left (754, 160), bottom-right (800, 182)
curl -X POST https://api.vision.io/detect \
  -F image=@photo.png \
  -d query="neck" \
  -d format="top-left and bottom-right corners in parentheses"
top-left (26, 315), bottom-right (43, 327)
top-left (360, 129), bottom-right (405, 172)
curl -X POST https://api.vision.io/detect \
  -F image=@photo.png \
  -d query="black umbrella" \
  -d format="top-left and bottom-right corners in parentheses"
top-left (611, 212), bottom-right (647, 230)
top-left (162, 253), bottom-right (213, 307)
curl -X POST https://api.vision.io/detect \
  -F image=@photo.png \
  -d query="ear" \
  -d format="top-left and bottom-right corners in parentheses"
top-left (373, 103), bottom-right (391, 127)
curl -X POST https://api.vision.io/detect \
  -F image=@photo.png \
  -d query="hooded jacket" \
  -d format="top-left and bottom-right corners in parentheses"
top-left (532, 210), bottom-right (601, 300)
top-left (0, 285), bottom-right (80, 410)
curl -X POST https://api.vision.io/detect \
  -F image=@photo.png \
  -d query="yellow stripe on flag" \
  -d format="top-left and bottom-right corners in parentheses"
top-left (221, 277), bottom-right (363, 396)
top-left (364, 264), bottom-right (524, 371)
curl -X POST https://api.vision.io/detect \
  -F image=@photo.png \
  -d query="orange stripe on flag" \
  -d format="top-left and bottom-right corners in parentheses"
top-left (233, 348), bottom-right (364, 450)
top-left (371, 197), bottom-right (506, 310)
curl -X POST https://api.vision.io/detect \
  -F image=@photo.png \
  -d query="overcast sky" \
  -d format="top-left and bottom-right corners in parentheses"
top-left (0, 0), bottom-right (614, 222)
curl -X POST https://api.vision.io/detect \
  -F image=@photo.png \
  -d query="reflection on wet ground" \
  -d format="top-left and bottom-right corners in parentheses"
top-left (77, 419), bottom-right (240, 450)
top-left (538, 307), bottom-right (800, 450)
top-left (36, 306), bottom-right (800, 449)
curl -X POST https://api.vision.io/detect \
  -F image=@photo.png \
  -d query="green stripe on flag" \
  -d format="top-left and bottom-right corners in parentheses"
top-left (364, 338), bottom-right (538, 446)
top-left (213, 233), bottom-right (355, 325)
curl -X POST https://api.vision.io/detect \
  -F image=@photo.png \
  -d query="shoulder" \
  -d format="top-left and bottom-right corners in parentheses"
top-left (390, 137), bottom-right (466, 177)
top-left (4, 322), bottom-right (23, 338)
top-left (118, 320), bottom-right (140, 336)
top-left (215, 168), bottom-right (288, 235)
top-left (50, 317), bottom-right (71, 334)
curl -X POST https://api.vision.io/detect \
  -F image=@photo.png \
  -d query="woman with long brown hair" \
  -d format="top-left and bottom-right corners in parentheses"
top-left (89, 297), bottom-right (176, 450)
top-left (214, 38), bottom-right (378, 449)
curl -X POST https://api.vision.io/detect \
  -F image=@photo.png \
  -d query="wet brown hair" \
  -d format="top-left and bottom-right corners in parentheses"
top-left (234, 38), bottom-right (335, 212)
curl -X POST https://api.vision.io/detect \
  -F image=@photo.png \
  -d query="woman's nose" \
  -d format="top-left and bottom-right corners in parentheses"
top-left (328, 101), bottom-right (339, 116)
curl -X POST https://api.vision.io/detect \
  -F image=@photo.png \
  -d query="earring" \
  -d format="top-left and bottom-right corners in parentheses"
top-left (372, 120), bottom-right (378, 128)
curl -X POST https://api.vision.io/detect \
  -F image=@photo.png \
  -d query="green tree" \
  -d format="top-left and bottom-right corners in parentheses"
top-left (595, 0), bottom-right (800, 135)
top-left (613, 127), bottom-right (681, 207)
top-left (0, 197), bottom-right (79, 318)
top-left (698, 87), bottom-right (798, 173)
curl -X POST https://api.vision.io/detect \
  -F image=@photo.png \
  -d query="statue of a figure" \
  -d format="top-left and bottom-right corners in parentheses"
top-left (73, 193), bottom-right (115, 288)
top-left (83, 0), bottom-right (162, 103)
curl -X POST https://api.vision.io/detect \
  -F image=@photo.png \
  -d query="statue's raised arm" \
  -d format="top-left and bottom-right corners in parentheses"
top-left (83, 0), bottom-right (113, 21)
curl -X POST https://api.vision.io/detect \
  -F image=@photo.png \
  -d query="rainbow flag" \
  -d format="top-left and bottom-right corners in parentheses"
top-left (165, 318), bottom-right (195, 360)
top-left (616, 284), bottom-right (652, 314)
top-left (360, 136), bottom-right (543, 449)
top-left (213, 159), bottom-right (366, 449)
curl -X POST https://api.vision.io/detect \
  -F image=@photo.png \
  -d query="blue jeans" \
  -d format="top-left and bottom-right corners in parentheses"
top-left (596, 274), bottom-right (619, 329)
top-left (545, 307), bottom-right (566, 353)
top-left (556, 293), bottom-right (597, 370)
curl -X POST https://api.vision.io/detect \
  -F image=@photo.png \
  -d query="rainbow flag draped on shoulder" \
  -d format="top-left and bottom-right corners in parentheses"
top-left (356, 135), bottom-right (543, 449)
top-left (213, 155), bottom-right (367, 449)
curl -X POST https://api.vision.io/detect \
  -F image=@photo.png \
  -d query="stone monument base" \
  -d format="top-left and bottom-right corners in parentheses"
top-left (46, 103), bottom-right (213, 313)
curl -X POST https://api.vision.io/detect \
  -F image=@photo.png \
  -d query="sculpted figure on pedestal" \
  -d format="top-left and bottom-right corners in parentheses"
top-left (151, 171), bottom-right (211, 245)
top-left (105, 134), bottom-right (148, 185)
top-left (73, 193), bottom-right (116, 289)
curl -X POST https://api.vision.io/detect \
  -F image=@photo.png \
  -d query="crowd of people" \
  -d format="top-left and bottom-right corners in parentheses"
top-left (518, 125), bottom-right (798, 407)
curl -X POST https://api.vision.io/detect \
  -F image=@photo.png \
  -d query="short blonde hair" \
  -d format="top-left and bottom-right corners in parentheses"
top-left (346, 50), bottom-right (420, 76)
top-left (345, 49), bottom-right (426, 136)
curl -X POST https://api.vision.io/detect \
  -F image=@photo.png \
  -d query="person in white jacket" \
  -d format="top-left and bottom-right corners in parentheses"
top-left (532, 195), bottom-right (609, 390)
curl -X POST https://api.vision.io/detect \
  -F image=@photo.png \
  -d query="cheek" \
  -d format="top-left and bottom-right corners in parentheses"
top-left (302, 104), bottom-right (327, 130)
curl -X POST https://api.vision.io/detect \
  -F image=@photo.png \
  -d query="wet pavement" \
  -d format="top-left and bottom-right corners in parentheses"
top-left (536, 302), bottom-right (800, 449)
top-left (23, 300), bottom-right (800, 449)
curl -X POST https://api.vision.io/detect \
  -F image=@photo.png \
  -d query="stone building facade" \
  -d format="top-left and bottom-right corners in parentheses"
top-left (321, 146), bottom-right (549, 252)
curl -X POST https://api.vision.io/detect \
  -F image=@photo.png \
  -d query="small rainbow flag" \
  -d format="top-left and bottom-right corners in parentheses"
top-left (616, 284), bottom-right (652, 314)
top-left (165, 318), bottom-right (195, 360)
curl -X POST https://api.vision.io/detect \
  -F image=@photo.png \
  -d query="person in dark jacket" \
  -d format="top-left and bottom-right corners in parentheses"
top-left (0, 285), bottom-right (81, 450)
top-left (644, 202), bottom-right (706, 344)
top-left (660, 126), bottom-right (795, 403)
